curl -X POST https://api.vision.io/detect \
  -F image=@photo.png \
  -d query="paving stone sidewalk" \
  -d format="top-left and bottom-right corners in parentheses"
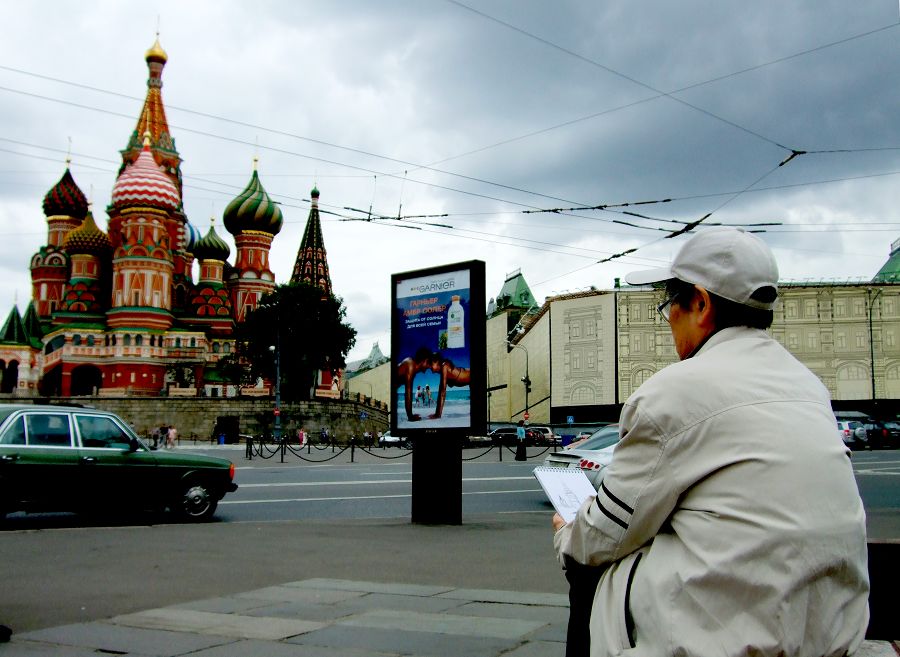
top-left (3, 578), bottom-right (895, 656)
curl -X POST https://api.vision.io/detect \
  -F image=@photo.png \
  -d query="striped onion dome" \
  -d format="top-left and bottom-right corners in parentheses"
top-left (63, 208), bottom-right (112, 256)
top-left (110, 136), bottom-right (180, 211)
top-left (43, 166), bottom-right (88, 219)
top-left (222, 164), bottom-right (283, 236)
top-left (193, 222), bottom-right (231, 261)
top-left (184, 220), bottom-right (202, 252)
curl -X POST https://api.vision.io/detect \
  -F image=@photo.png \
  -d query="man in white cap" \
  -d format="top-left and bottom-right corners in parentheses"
top-left (553, 227), bottom-right (869, 657)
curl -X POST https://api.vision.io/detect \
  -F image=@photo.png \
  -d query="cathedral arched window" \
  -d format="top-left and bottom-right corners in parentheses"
top-left (86, 335), bottom-right (95, 347)
top-left (123, 335), bottom-right (132, 347)
top-left (223, 342), bottom-right (231, 354)
top-left (190, 337), bottom-right (196, 347)
top-left (175, 338), bottom-right (182, 348)
top-left (72, 334), bottom-right (82, 346)
top-left (212, 342), bottom-right (221, 353)
top-left (135, 335), bottom-right (143, 346)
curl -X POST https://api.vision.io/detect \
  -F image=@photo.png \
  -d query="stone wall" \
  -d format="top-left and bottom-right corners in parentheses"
top-left (30, 396), bottom-right (389, 443)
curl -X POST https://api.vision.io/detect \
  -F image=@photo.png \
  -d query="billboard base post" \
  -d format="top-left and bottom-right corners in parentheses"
top-left (411, 437), bottom-right (462, 525)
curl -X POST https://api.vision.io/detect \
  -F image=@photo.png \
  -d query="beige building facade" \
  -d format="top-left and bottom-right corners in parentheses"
top-left (489, 281), bottom-right (900, 426)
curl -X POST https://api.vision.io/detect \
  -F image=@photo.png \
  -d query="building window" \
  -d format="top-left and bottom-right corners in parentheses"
top-left (788, 333), bottom-right (799, 349)
top-left (123, 334), bottom-right (131, 347)
top-left (86, 335), bottom-right (94, 347)
top-left (632, 335), bottom-right (641, 353)
top-left (190, 337), bottom-right (196, 347)
top-left (647, 304), bottom-right (655, 321)
top-left (856, 332), bottom-right (866, 348)
top-left (786, 302), bottom-right (798, 319)
top-left (175, 338), bottom-right (182, 348)
top-left (72, 334), bottom-right (82, 346)
top-left (886, 331), bottom-right (895, 348)
top-left (804, 300), bottom-right (816, 317)
top-left (632, 304), bottom-right (640, 322)
top-left (835, 301), bottom-right (846, 317)
top-left (807, 333), bottom-right (818, 350)
top-left (586, 321), bottom-right (595, 336)
top-left (212, 342), bottom-right (220, 354)
top-left (587, 352), bottom-right (595, 369)
top-left (571, 323), bottom-right (581, 338)
top-left (572, 352), bottom-right (581, 370)
top-left (854, 300), bottom-right (865, 316)
top-left (884, 297), bottom-right (895, 316)
top-left (223, 342), bottom-right (231, 354)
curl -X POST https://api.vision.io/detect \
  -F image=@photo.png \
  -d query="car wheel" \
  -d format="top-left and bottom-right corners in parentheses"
top-left (174, 479), bottom-right (218, 522)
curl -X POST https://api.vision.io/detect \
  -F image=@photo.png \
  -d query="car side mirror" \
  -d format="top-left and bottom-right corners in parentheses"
top-left (128, 438), bottom-right (140, 452)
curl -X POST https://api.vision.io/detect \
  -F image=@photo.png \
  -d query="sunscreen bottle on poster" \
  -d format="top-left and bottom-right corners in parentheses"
top-left (447, 295), bottom-right (465, 348)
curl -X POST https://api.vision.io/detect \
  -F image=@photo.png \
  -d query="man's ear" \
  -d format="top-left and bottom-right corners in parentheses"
top-left (695, 286), bottom-right (715, 328)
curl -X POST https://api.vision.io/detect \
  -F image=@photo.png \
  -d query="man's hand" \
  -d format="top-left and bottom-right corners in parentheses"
top-left (552, 513), bottom-right (567, 532)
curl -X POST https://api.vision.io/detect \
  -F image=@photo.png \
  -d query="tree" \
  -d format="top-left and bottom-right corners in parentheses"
top-left (229, 282), bottom-right (357, 401)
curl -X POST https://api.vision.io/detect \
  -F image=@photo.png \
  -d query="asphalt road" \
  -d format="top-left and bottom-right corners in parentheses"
top-left (1, 445), bottom-right (897, 635)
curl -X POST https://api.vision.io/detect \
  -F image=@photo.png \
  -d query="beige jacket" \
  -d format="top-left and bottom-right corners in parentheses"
top-left (555, 327), bottom-right (869, 657)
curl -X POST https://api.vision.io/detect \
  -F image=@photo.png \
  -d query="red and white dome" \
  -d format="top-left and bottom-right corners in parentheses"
top-left (111, 137), bottom-right (180, 211)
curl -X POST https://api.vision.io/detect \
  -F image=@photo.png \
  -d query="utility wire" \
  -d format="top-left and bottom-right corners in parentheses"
top-left (447, 1), bottom-right (900, 158)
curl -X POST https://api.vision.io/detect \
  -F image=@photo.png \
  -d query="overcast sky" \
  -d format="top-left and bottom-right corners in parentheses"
top-left (1, 1), bottom-right (898, 361)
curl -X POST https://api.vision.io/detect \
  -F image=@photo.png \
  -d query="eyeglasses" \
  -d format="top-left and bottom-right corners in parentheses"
top-left (656, 294), bottom-right (677, 322)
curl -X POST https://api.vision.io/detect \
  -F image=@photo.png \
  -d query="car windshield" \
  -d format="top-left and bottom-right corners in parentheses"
top-left (575, 427), bottom-right (620, 451)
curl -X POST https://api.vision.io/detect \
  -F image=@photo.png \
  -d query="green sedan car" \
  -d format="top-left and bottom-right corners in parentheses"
top-left (0, 404), bottom-right (238, 522)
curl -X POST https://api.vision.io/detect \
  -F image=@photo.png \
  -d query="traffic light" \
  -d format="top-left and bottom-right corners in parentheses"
top-left (521, 376), bottom-right (532, 395)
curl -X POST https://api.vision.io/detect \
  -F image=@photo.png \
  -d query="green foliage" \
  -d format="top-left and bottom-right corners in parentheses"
top-left (231, 282), bottom-right (357, 400)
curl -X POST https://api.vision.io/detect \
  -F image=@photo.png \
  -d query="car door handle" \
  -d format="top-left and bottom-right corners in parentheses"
top-left (80, 456), bottom-right (97, 464)
top-left (1, 454), bottom-right (18, 463)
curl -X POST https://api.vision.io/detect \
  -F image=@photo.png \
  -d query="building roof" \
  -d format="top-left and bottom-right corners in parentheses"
top-left (42, 166), bottom-right (88, 219)
top-left (873, 237), bottom-right (900, 283)
top-left (491, 269), bottom-right (536, 317)
top-left (222, 164), bottom-right (284, 236)
top-left (290, 186), bottom-right (332, 294)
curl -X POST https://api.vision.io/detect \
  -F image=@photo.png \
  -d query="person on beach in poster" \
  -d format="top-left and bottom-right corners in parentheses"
top-left (395, 269), bottom-right (472, 430)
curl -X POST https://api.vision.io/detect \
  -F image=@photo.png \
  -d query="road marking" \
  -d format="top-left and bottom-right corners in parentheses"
top-left (237, 476), bottom-right (535, 488)
top-left (221, 488), bottom-right (542, 505)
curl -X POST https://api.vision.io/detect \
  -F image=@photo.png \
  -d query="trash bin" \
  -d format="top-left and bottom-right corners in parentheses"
top-left (217, 434), bottom-right (225, 445)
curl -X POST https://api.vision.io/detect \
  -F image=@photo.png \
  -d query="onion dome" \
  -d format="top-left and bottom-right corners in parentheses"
top-left (145, 36), bottom-right (168, 64)
top-left (111, 135), bottom-right (180, 211)
top-left (311, 186), bottom-right (320, 199)
top-left (43, 166), bottom-right (88, 219)
top-left (63, 208), bottom-right (112, 256)
top-left (193, 221), bottom-right (231, 261)
top-left (222, 161), bottom-right (283, 236)
top-left (184, 220), bottom-right (202, 252)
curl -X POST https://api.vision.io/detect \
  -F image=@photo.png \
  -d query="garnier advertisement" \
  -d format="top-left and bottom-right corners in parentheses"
top-left (394, 267), bottom-right (472, 430)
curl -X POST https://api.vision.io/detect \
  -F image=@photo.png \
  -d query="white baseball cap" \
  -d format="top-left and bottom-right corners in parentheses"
top-left (624, 227), bottom-right (779, 310)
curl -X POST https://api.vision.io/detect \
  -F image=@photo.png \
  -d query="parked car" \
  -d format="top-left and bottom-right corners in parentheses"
top-left (528, 426), bottom-right (556, 446)
top-left (884, 421), bottom-right (900, 445)
top-left (837, 421), bottom-right (867, 450)
top-left (541, 424), bottom-right (621, 488)
top-left (0, 404), bottom-right (238, 521)
top-left (378, 431), bottom-right (412, 449)
top-left (861, 420), bottom-right (894, 449)
top-left (489, 426), bottom-right (543, 446)
top-left (463, 435), bottom-right (493, 448)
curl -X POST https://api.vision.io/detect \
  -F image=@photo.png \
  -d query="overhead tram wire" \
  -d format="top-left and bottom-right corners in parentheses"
top-left (446, 1), bottom-right (900, 163)
top-left (417, 19), bottom-right (900, 170)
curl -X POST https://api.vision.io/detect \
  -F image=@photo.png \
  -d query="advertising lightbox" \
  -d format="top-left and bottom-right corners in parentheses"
top-left (391, 260), bottom-right (486, 439)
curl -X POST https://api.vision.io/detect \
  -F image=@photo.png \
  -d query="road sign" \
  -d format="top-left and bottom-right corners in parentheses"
top-left (273, 408), bottom-right (280, 416)
top-left (567, 416), bottom-right (574, 424)
top-left (360, 411), bottom-right (368, 420)
top-left (524, 411), bottom-right (530, 420)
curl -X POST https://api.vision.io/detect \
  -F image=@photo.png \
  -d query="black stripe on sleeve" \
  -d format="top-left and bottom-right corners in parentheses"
top-left (601, 481), bottom-right (634, 516)
top-left (594, 497), bottom-right (629, 530)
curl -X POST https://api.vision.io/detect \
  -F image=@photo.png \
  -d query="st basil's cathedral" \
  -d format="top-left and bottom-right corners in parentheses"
top-left (0, 37), bottom-right (337, 398)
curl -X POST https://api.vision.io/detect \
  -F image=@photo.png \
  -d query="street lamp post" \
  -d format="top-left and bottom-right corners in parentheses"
top-left (507, 342), bottom-right (530, 420)
top-left (867, 287), bottom-right (883, 400)
top-left (268, 343), bottom-right (281, 444)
